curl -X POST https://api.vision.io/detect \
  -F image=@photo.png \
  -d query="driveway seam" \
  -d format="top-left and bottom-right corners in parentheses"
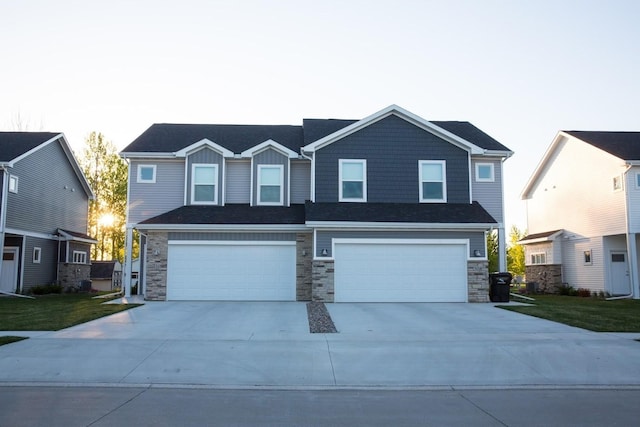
top-left (86, 385), bottom-right (151, 426)
top-left (325, 337), bottom-right (337, 385)
top-left (119, 340), bottom-right (169, 383)
top-left (457, 390), bottom-right (509, 426)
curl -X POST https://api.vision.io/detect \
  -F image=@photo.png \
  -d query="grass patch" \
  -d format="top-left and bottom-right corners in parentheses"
top-left (0, 294), bottom-right (140, 331)
top-left (499, 295), bottom-right (640, 332)
top-left (0, 336), bottom-right (28, 346)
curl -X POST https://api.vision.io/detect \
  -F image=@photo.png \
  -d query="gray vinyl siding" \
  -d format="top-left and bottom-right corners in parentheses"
top-left (128, 160), bottom-right (185, 224)
top-left (315, 230), bottom-right (485, 258)
top-left (225, 161), bottom-right (251, 204)
top-left (290, 161), bottom-right (311, 203)
top-left (169, 232), bottom-right (296, 241)
top-left (186, 148), bottom-right (224, 205)
top-left (5, 139), bottom-right (89, 234)
top-left (471, 159), bottom-right (503, 223)
top-left (22, 236), bottom-right (58, 292)
top-left (252, 149), bottom-right (289, 206)
top-left (314, 115), bottom-right (470, 203)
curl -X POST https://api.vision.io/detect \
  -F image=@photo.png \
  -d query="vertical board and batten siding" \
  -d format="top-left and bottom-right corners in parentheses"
top-left (22, 236), bottom-right (58, 292)
top-left (5, 139), bottom-right (89, 234)
top-left (252, 149), bottom-right (288, 206)
top-left (560, 236), bottom-right (605, 293)
top-left (471, 158), bottom-right (503, 223)
top-left (225, 161), bottom-right (251, 204)
top-left (186, 148), bottom-right (224, 205)
top-left (525, 136), bottom-right (627, 237)
top-left (290, 161), bottom-right (311, 203)
top-left (315, 230), bottom-right (483, 258)
top-left (625, 166), bottom-right (640, 233)
top-left (314, 115), bottom-right (470, 203)
top-left (127, 160), bottom-right (184, 224)
top-left (168, 232), bottom-right (296, 241)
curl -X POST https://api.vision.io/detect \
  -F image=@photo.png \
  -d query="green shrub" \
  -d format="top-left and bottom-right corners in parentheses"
top-left (30, 283), bottom-right (63, 295)
top-left (557, 283), bottom-right (577, 296)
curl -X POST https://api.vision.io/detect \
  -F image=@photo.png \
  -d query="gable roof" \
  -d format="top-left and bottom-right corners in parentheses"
top-left (0, 132), bottom-right (95, 199)
top-left (519, 229), bottom-right (563, 244)
top-left (90, 261), bottom-right (121, 279)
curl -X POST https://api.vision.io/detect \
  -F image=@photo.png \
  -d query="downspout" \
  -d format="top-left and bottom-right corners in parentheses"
top-left (0, 167), bottom-right (8, 283)
top-left (299, 149), bottom-right (314, 202)
top-left (607, 164), bottom-right (635, 300)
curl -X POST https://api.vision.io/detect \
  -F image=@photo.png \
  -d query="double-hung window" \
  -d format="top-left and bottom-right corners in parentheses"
top-left (258, 165), bottom-right (284, 205)
top-left (191, 164), bottom-right (218, 204)
top-left (419, 160), bottom-right (446, 202)
top-left (339, 159), bottom-right (366, 202)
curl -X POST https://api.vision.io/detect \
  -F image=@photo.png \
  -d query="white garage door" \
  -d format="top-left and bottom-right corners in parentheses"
top-left (167, 242), bottom-right (296, 301)
top-left (334, 239), bottom-right (468, 302)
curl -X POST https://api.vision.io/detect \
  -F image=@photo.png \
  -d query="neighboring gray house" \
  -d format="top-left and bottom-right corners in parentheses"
top-left (521, 131), bottom-right (640, 298)
top-left (0, 132), bottom-right (96, 294)
top-left (120, 105), bottom-right (512, 302)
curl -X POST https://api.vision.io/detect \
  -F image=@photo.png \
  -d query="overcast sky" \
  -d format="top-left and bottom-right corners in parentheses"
top-left (2, 0), bottom-right (639, 231)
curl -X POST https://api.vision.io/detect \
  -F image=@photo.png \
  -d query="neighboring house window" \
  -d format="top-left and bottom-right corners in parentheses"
top-left (584, 250), bottom-right (592, 265)
top-left (191, 164), bottom-right (218, 204)
top-left (137, 165), bottom-right (156, 183)
top-left (33, 247), bottom-right (41, 264)
top-left (530, 253), bottom-right (546, 265)
top-left (475, 163), bottom-right (494, 182)
top-left (257, 165), bottom-right (284, 205)
top-left (339, 159), bottom-right (367, 202)
top-left (8, 175), bottom-right (18, 193)
top-left (613, 175), bottom-right (623, 191)
top-left (636, 173), bottom-right (640, 189)
top-left (419, 160), bottom-right (447, 202)
top-left (72, 251), bottom-right (87, 264)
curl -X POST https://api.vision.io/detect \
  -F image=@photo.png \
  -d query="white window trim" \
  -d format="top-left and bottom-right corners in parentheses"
top-left (8, 175), bottom-right (18, 193)
top-left (530, 252), bottom-right (546, 265)
top-left (339, 159), bottom-right (367, 202)
top-left (72, 250), bottom-right (87, 264)
top-left (191, 163), bottom-right (218, 205)
top-left (137, 164), bottom-right (157, 183)
top-left (475, 163), bottom-right (495, 182)
top-left (257, 164), bottom-right (284, 206)
top-left (583, 250), bottom-right (593, 265)
top-left (635, 172), bottom-right (640, 189)
top-left (419, 160), bottom-right (447, 203)
top-left (613, 174), bottom-right (623, 192)
top-left (33, 247), bottom-right (41, 264)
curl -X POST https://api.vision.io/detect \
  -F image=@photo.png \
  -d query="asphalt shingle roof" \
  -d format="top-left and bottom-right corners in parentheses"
top-left (0, 132), bottom-right (61, 162)
top-left (90, 261), bottom-right (118, 279)
top-left (565, 131), bottom-right (640, 160)
top-left (140, 204), bottom-right (306, 225)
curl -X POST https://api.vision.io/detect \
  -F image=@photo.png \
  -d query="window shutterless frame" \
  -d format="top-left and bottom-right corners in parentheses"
top-left (475, 163), bottom-right (495, 182)
top-left (419, 160), bottom-right (446, 202)
top-left (339, 159), bottom-right (366, 202)
top-left (257, 164), bottom-right (284, 205)
top-left (191, 163), bottom-right (218, 205)
top-left (137, 164), bottom-right (156, 183)
top-left (8, 175), bottom-right (18, 193)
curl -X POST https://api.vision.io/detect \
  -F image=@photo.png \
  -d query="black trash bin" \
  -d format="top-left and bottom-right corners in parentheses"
top-left (489, 272), bottom-right (512, 302)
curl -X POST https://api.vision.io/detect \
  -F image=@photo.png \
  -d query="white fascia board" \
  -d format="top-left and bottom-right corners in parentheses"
top-left (4, 228), bottom-right (58, 241)
top-left (120, 152), bottom-right (176, 159)
top-left (305, 221), bottom-right (495, 230)
top-left (169, 240), bottom-right (296, 246)
top-left (519, 230), bottom-right (564, 245)
top-left (57, 229), bottom-right (98, 244)
top-left (240, 139), bottom-right (298, 158)
top-left (135, 223), bottom-right (308, 232)
top-left (174, 138), bottom-right (235, 158)
top-left (302, 105), bottom-right (484, 155)
top-left (476, 150), bottom-right (514, 159)
top-left (7, 133), bottom-right (62, 165)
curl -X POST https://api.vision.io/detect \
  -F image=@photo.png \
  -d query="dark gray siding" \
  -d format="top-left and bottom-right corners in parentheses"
top-left (290, 161), bottom-right (311, 203)
top-left (0, 172), bottom-right (3, 219)
top-left (23, 236), bottom-right (58, 292)
top-left (471, 159), bottom-right (503, 223)
top-left (252, 148), bottom-right (288, 206)
top-left (169, 232), bottom-right (296, 241)
top-left (128, 160), bottom-right (185, 224)
top-left (315, 230), bottom-right (485, 258)
top-left (225, 161), bottom-right (251, 204)
top-left (314, 115), bottom-right (470, 203)
top-left (186, 148), bottom-right (224, 205)
top-left (5, 139), bottom-right (89, 234)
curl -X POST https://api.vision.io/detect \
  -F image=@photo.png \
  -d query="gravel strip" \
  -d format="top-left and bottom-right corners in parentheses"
top-left (306, 302), bottom-right (337, 333)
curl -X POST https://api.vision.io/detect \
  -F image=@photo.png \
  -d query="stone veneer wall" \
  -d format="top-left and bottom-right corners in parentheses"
top-left (145, 231), bottom-right (168, 301)
top-left (311, 260), bottom-right (334, 302)
top-left (467, 260), bottom-right (489, 302)
top-left (58, 263), bottom-right (91, 291)
top-left (525, 264), bottom-right (562, 293)
top-left (296, 233), bottom-right (313, 301)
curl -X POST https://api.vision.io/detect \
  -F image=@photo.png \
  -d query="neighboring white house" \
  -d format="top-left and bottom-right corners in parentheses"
top-left (520, 131), bottom-right (640, 298)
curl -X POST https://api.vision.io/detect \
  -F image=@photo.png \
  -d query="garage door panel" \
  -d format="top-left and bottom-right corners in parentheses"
top-left (334, 241), bottom-right (467, 303)
top-left (167, 243), bottom-right (295, 301)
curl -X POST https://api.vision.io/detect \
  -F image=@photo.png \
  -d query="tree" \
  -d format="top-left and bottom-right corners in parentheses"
top-left (77, 132), bottom-right (129, 261)
top-left (507, 225), bottom-right (526, 278)
top-left (487, 230), bottom-right (499, 273)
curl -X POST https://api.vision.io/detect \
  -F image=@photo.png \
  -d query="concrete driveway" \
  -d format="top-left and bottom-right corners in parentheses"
top-left (1, 300), bottom-right (640, 388)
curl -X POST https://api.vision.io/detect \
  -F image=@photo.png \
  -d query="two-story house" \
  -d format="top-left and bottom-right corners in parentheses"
top-left (0, 132), bottom-right (96, 294)
top-left (520, 131), bottom-right (640, 298)
top-left (120, 105), bottom-right (512, 302)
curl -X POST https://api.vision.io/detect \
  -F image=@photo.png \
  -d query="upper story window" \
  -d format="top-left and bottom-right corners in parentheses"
top-left (419, 160), bottom-right (446, 202)
top-left (137, 165), bottom-right (156, 183)
top-left (191, 164), bottom-right (218, 204)
top-left (257, 165), bottom-right (284, 205)
top-left (339, 159), bottom-right (366, 202)
top-left (72, 250), bottom-right (87, 264)
top-left (475, 163), bottom-right (495, 182)
top-left (530, 252), bottom-right (546, 265)
top-left (636, 173), bottom-right (640, 188)
top-left (33, 247), bottom-right (41, 264)
top-left (613, 175), bottom-right (623, 191)
top-left (8, 175), bottom-right (18, 193)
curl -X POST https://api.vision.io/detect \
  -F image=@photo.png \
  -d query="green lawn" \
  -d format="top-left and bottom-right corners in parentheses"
top-left (500, 295), bottom-right (640, 332)
top-left (0, 294), bottom-right (140, 331)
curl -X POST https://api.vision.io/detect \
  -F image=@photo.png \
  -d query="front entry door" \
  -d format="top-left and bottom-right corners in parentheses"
top-left (610, 251), bottom-right (631, 296)
top-left (1, 248), bottom-right (19, 293)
